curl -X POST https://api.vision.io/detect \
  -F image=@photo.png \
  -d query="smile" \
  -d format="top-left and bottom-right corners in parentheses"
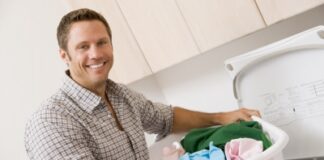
top-left (87, 62), bottom-right (106, 69)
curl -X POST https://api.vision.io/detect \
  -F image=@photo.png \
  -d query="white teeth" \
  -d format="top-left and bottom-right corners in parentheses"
top-left (89, 63), bottom-right (104, 69)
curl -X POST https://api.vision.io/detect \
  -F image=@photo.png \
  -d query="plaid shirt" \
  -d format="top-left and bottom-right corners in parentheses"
top-left (25, 72), bottom-right (173, 160)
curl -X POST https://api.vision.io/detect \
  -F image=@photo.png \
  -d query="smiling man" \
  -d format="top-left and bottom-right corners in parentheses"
top-left (24, 8), bottom-right (260, 160)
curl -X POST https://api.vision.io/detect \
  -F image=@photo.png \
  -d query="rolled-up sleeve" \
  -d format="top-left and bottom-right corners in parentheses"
top-left (118, 84), bottom-right (174, 139)
top-left (141, 101), bottom-right (174, 139)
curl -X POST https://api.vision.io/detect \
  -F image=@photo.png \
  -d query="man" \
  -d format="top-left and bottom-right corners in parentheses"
top-left (25, 8), bottom-right (260, 159)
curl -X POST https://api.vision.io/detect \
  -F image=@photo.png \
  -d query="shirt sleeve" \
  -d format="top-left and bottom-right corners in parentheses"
top-left (117, 84), bottom-right (174, 139)
top-left (24, 106), bottom-right (95, 160)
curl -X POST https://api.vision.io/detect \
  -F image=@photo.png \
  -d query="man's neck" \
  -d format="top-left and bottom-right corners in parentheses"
top-left (68, 71), bottom-right (107, 98)
top-left (92, 84), bottom-right (106, 99)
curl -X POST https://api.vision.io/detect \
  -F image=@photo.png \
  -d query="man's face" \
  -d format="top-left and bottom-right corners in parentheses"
top-left (60, 20), bottom-right (113, 88)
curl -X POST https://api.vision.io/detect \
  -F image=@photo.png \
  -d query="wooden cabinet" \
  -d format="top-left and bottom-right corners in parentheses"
top-left (256, 0), bottom-right (324, 25)
top-left (176, 0), bottom-right (266, 52)
top-left (64, 0), bottom-right (266, 82)
top-left (64, 0), bottom-right (323, 83)
top-left (116, 0), bottom-right (200, 73)
top-left (65, 0), bottom-right (152, 84)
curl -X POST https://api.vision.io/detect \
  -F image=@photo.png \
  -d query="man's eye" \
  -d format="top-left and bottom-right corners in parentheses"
top-left (79, 45), bottom-right (89, 50)
top-left (98, 40), bottom-right (108, 46)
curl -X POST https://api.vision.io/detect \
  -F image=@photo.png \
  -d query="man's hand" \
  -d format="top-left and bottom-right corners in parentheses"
top-left (214, 107), bottom-right (261, 125)
top-left (172, 107), bottom-right (261, 133)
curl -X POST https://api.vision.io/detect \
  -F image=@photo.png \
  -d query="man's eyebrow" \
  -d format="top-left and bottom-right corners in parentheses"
top-left (98, 37), bottom-right (109, 41)
top-left (76, 41), bottom-right (88, 46)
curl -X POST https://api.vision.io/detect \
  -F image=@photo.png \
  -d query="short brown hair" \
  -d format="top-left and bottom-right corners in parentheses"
top-left (57, 8), bottom-right (112, 51)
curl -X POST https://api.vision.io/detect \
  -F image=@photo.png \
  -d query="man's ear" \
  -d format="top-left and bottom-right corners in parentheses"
top-left (59, 49), bottom-right (70, 64)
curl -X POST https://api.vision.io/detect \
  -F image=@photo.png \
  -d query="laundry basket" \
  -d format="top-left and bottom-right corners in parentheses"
top-left (148, 116), bottom-right (289, 160)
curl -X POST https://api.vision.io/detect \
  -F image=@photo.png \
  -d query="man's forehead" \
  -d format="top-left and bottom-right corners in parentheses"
top-left (69, 21), bottom-right (106, 34)
top-left (67, 21), bottom-right (109, 44)
top-left (75, 37), bottom-right (109, 44)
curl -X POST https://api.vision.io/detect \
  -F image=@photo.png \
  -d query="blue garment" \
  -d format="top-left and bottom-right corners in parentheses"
top-left (180, 142), bottom-right (225, 160)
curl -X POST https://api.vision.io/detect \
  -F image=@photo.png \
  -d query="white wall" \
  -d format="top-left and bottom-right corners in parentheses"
top-left (0, 0), bottom-right (67, 159)
top-left (129, 4), bottom-right (324, 147)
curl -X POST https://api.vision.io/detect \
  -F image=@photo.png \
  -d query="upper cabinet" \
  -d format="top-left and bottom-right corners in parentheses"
top-left (176, 0), bottom-right (266, 52)
top-left (63, 0), bottom-right (266, 82)
top-left (64, 0), bottom-right (152, 84)
top-left (63, 0), bottom-right (323, 84)
top-left (116, 0), bottom-right (200, 73)
top-left (256, 0), bottom-right (324, 25)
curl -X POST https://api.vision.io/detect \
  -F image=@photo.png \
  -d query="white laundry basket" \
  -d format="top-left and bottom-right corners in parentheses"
top-left (148, 116), bottom-right (289, 160)
top-left (247, 116), bottom-right (289, 160)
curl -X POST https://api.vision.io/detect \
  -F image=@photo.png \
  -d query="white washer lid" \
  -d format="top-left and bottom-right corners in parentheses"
top-left (225, 26), bottom-right (324, 159)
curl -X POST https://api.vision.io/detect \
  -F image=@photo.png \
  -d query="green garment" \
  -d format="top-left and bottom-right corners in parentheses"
top-left (180, 121), bottom-right (272, 153)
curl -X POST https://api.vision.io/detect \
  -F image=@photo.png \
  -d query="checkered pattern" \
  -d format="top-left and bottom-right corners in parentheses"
top-left (25, 72), bottom-right (173, 160)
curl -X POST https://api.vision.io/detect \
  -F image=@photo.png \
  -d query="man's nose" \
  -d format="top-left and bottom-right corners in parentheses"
top-left (89, 46), bottom-right (102, 59)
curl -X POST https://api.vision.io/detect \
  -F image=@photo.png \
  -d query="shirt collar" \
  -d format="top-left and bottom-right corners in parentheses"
top-left (60, 70), bottom-right (102, 113)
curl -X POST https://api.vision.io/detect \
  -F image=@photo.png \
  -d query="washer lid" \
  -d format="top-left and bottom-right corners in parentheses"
top-left (225, 26), bottom-right (324, 159)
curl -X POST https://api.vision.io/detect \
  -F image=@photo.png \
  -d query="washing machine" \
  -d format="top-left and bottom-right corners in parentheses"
top-left (225, 25), bottom-right (324, 160)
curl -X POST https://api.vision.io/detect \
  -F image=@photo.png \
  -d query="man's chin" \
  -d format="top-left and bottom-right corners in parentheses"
top-left (92, 77), bottom-right (108, 84)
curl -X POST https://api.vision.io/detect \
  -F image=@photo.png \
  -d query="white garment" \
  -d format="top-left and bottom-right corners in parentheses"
top-left (225, 138), bottom-right (263, 160)
top-left (162, 142), bottom-right (185, 160)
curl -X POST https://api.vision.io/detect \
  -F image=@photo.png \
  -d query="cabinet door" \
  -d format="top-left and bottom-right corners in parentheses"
top-left (117, 0), bottom-right (200, 73)
top-left (176, 0), bottom-right (266, 52)
top-left (256, 0), bottom-right (324, 25)
top-left (64, 0), bottom-right (152, 84)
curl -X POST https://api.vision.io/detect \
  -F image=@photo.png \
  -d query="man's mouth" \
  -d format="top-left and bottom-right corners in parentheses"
top-left (87, 62), bottom-right (106, 69)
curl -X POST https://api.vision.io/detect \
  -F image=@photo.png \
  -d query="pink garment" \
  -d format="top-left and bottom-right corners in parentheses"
top-left (162, 142), bottom-right (186, 160)
top-left (225, 138), bottom-right (263, 160)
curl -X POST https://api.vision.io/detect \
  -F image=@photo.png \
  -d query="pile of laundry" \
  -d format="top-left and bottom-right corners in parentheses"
top-left (162, 121), bottom-right (272, 160)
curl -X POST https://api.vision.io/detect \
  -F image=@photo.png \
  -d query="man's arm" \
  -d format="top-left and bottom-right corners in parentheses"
top-left (172, 107), bottom-right (260, 133)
